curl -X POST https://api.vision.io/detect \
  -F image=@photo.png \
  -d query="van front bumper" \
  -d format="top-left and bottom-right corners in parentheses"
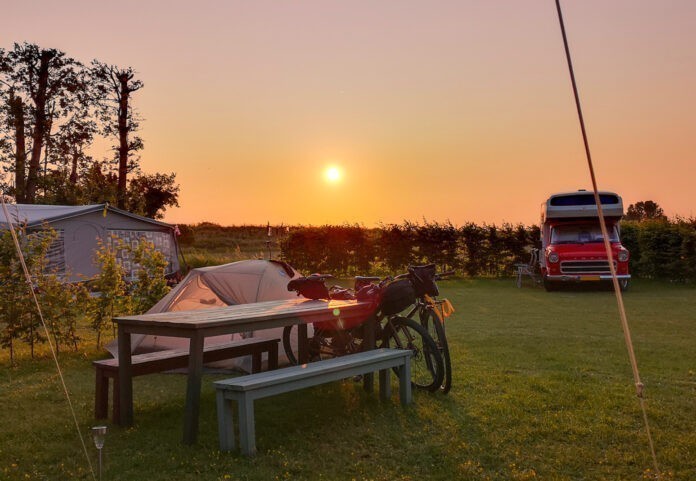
top-left (545, 274), bottom-right (631, 282)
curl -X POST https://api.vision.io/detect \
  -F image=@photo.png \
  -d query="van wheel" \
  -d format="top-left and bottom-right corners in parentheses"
top-left (619, 279), bottom-right (629, 292)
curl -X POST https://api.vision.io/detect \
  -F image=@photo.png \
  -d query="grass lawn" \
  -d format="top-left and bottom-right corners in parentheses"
top-left (1, 279), bottom-right (694, 480)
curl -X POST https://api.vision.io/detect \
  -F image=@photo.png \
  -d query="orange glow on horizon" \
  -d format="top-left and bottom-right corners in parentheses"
top-left (5, 2), bottom-right (694, 226)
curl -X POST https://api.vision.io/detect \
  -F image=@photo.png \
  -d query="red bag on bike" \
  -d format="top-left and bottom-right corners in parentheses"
top-left (329, 286), bottom-right (355, 300)
top-left (287, 276), bottom-right (330, 300)
top-left (356, 283), bottom-right (381, 303)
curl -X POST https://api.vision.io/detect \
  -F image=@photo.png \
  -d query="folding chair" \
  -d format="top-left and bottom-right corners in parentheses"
top-left (515, 248), bottom-right (540, 288)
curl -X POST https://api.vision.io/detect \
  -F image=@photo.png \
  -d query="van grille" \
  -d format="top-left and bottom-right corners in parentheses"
top-left (560, 260), bottom-right (615, 274)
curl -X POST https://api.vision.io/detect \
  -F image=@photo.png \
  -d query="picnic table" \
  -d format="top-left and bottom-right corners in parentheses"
top-left (114, 298), bottom-right (375, 444)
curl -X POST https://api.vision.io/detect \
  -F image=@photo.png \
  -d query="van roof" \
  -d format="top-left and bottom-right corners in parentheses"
top-left (541, 190), bottom-right (624, 222)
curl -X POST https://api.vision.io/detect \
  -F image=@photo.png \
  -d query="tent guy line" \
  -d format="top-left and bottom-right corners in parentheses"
top-left (555, 0), bottom-right (660, 476)
top-left (0, 193), bottom-right (98, 481)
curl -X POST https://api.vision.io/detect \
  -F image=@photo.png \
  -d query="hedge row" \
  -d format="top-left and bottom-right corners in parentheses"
top-left (279, 219), bottom-right (696, 281)
top-left (279, 221), bottom-right (540, 277)
top-left (620, 219), bottom-right (696, 281)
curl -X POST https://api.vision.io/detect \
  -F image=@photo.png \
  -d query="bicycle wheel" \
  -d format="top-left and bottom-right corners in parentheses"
top-left (282, 325), bottom-right (363, 365)
top-left (282, 325), bottom-right (301, 365)
top-left (382, 316), bottom-right (444, 392)
top-left (419, 306), bottom-right (452, 394)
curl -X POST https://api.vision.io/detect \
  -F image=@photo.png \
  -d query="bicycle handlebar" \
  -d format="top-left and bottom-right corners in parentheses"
top-left (434, 270), bottom-right (456, 280)
top-left (353, 268), bottom-right (456, 286)
top-left (306, 273), bottom-right (334, 281)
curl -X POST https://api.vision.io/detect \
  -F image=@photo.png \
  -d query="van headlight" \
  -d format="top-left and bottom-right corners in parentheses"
top-left (618, 250), bottom-right (629, 262)
top-left (548, 252), bottom-right (560, 263)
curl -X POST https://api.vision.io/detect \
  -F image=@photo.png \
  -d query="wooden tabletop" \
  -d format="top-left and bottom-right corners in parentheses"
top-left (114, 298), bottom-right (375, 331)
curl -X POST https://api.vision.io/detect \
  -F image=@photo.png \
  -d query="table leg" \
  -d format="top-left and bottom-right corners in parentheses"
top-left (298, 323), bottom-right (309, 364)
top-left (117, 326), bottom-right (133, 426)
top-left (183, 333), bottom-right (205, 444)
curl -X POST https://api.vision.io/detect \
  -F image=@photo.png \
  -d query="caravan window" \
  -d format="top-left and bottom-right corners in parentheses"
top-left (45, 229), bottom-right (66, 276)
top-left (550, 194), bottom-right (619, 206)
top-left (107, 229), bottom-right (175, 278)
top-left (30, 229), bottom-right (66, 277)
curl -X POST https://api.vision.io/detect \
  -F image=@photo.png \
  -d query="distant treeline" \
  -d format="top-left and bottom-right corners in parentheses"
top-left (182, 219), bottom-right (696, 282)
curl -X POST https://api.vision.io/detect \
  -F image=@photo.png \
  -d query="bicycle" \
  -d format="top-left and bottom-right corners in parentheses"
top-left (396, 265), bottom-right (456, 393)
top-left (283, 274), bottom-right (445, 392)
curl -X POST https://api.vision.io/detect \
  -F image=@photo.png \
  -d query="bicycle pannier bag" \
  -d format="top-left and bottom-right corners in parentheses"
top-left (379, 278), bottom-right (415, 315)
top-left (410, 264), bottom-right (439, 297)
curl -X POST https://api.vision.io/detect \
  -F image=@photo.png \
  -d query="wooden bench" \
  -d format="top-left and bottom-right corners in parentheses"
top-left (214, 348), bottom-right (413, 455)
top-left (94, 337), bottom-right (280, 423)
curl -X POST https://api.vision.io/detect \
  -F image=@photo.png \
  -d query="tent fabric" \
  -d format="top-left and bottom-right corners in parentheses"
top-left (149, 259), bottom-right (298, 313)
top-left (0, 203), bottom-right (179, 281)
top-left (0, 203), bottom-right (172, 229)
top-left (108, 259), bottom-right (305, 369)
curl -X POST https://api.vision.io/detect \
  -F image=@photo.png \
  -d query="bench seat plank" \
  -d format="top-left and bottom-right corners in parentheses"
top-left (215, 348), bottom-right (412, 455)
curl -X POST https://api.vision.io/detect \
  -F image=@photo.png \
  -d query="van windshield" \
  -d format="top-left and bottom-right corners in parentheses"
top-left (550, 224), bottom-right (619, 245)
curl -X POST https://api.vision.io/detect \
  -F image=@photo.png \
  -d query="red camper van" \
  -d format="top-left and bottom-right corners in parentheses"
top-left (540, 190), bottom-right (630, 291)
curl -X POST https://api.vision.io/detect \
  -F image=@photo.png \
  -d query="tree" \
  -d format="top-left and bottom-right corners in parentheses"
top-left (90, 237), bottom-right (129, 348)
top-left (127, 172), bottom-right (179, 219)
top-left (2, 45), bottom-right (179, 218)
top-left (1, 43), bottom-right (84, 203)
top-left (0, 225), bottom-right (55, 362)
top-left (39, 272), bottom-right (89, 353)
top-left (129, 238), bottom-right (170, 313)
top-left (0, 47), bottom-right (27, 199)
top-left (79, 160), bottom-right (119, 205)
top-left (91, 62), bottom-right (143, 209)
top-left (626, 200), bottom-right (666, 222)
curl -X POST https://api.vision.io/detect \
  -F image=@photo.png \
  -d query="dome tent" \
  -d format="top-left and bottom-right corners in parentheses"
top-left (149, 259), bottom-right (300, 314)
top-left (108, 259), bottom-right (304, 368)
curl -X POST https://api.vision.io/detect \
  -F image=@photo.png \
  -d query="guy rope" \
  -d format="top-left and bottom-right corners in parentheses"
top-left (0, 194), bottom-right (97, 481)
top-left (554, 1), bottom-right (661, 477)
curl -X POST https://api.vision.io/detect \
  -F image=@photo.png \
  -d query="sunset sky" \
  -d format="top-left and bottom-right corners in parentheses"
top-left (5, 1), bottom-right (695, 226)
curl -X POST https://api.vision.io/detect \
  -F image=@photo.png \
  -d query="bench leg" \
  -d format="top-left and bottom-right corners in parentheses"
top-left (251, 353), bottom-right (261, 373)
top-left (398, 360), bottom-right (412, 405)
top-left (216, 392), bottom-right (236, 452)
top-left (95, 369), bottom-right (109, 419)
top-left (238, 397), bottom-right (256, 456)
top-left (362, 316), bottom-right (376, 393)
top-left (112, 375), bottom-right (121, 423)
top-left (379, 368), bottom-right (391, 401)
top-left (267, 345), bottom-right (278, 371)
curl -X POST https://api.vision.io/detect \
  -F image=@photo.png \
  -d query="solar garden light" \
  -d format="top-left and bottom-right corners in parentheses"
top-left (92, 426), bottom-right (107, 480)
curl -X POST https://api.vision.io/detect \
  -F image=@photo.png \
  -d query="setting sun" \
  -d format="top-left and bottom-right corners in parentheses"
top-left (324, 166), bottom-right (342, 183)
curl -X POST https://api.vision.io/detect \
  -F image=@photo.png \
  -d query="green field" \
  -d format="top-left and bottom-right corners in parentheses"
top-left (1, 279), bottom-right (694, 480)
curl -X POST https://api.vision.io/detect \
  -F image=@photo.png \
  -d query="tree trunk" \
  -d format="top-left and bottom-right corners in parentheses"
top-left (25, 50), bottom-right (54, 204)
top-left (117, 75), bottom-right (130, 209)
top-left (69, 150), bottom-right (79, 184)
top-left (9, 91), bottom-right (27, 203)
